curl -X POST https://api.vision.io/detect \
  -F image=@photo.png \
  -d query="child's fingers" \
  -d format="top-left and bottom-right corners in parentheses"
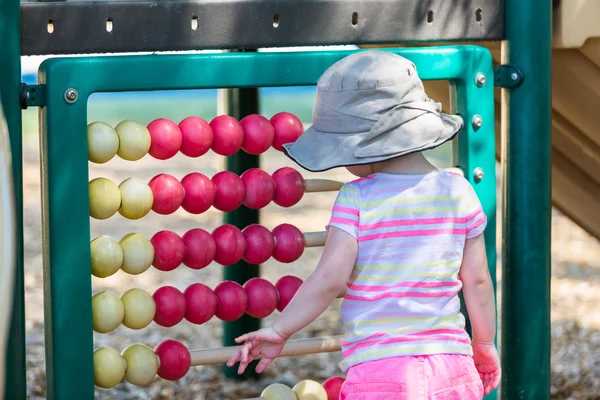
top-left (235, 333), bottom-right (251, 343)
top-left (255, 357), bottom-right (274, 373)
top-left (226, 348), bottom-right (243, 367)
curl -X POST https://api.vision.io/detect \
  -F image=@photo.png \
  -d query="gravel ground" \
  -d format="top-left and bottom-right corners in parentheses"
top-left (19, 135), bottom-right (600, 399)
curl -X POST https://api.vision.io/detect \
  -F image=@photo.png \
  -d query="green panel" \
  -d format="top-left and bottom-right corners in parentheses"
top-left (502, 0), bottom-right (552, 398)
top-left (38, 46), bottom-right (496, 399)
top-left (0, 0), bottom-right (26, 398)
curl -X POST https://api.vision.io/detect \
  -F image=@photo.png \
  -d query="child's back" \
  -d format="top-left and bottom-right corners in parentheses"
top-left (330, 170), bottom-right (487, 370)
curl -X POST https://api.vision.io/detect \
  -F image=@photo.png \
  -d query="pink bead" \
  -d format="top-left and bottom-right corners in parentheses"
top-left (242, 224), bottom-right (275, 265)
top-left (147, 118), bottom-right (183, 160)
top-left (214, 281), bottom-right (248, 322)
top-left (243, 278), bottom-right (279, 318)
top-left (148, 173), bottom-right (185, 215)
top-left (178, 116), bottom-right (213, 157)
top-left (182, 228), bottom-right (216, 270)
top-left (210, 115), bottom-right (244, 156)
top-left (240, 168), bottom-right (275, 209)
top-left (323, 376), bottom-right (346, 400)
top-left (184, 283), bottom-right (217, 325)
top-left (212, 224), bottom-right (246, 266)
top-left (240, 114), bottom-right (275, 155)
top-left (152, 286), bottom-right (186, 327)
top-left (270, 112), bottom-right (304, 151)
top-left (212, 171), bottom-right (245, 212)
top-left (150, 230), bottom-right (186, 272)
top-left (154, 340), bottom-right (191, 381)
top-left (272, 167), bottom-right (304, 207)
top-left (275, 275), bottom-right (303, 312)
top-left (272, 223), bottom-right (305, 263)
top-left (180, 172), bottom-right (216, 214)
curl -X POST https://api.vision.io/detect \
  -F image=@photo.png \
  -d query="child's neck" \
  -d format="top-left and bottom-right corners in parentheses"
top-left (374, 153), bottom-right (438, 175)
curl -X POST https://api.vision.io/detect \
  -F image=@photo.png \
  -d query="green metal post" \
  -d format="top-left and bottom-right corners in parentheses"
top-left (0, 0), bottom-right (27, 397)
top-left (502, 0), bottom-right (552, 398)
top-left (222, 51), bottom-right (261, 380)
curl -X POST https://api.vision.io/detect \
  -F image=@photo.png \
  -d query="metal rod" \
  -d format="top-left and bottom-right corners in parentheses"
top-left (192, 336), bottom-right (342, 366)
top-left (0, 0), bottom-right (26, 396)
top-left (502, 0), bottom-right (552, 398)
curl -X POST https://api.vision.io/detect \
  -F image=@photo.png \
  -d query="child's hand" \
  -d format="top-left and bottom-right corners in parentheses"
top-left (472, 341), bottom-right (501, 395)
top-left (226, 326), bottom-right (288, 374)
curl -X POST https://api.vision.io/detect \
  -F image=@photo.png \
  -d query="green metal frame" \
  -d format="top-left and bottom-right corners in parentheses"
top-left (33, 46), bottom-right (496, 398)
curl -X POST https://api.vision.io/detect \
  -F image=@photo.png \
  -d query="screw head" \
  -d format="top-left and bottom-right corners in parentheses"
top-left (475, 73), bottom-right (486, 87)
top-left (471, 115), bottom-right (483, 129)
top-left (511, 72), bottom-right (519, 81)
top-left (473, 167), bottom-right (484, 182)
top-left (64, 88), bottom-right (78, 104)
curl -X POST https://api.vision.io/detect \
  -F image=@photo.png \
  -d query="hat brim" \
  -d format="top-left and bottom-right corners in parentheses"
top-left (282, 113), bottom-right (463, 173)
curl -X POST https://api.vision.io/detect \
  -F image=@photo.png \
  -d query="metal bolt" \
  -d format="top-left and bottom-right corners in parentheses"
top-left (473, 167), bottom-right (484, 182)
top-left (64, 88), bottom-right (78, 104)
top-left (471, 115), bottom-right (483, 129)
top-left (475, 73), bottom-right (486, 87)
top-left (511, 72), bottom-right (519, 81)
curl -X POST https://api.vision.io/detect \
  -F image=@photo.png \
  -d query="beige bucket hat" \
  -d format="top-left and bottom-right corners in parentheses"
top-left (282, 50), bottom-right (463, 172)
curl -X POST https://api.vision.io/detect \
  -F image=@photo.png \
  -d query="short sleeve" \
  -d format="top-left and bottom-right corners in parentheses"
top-left (463, 184), bottom-right (487, 239)
top-left (326, 183), bottom-right (360, 239)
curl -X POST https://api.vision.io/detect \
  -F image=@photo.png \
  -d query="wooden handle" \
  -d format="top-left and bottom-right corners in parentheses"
top-left (304, 179), bottom-right (344, 193)
top-left (303, 231), bottom-right (327, 247)
top-left (190, 335), bottom-right (343, 366)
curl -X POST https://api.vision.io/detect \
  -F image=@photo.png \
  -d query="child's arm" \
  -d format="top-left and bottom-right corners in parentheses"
top-left (459, 232), bottom-right (501, 394)
top-left (459, 233), bottom-right (496, 343)
top-left (271, 226), bottom-right (357, 338)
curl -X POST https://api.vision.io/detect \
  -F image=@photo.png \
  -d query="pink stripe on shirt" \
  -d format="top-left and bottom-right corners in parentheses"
top-left (343, 332), bottom-right (472, 357)
top-left (359, 228), bottom-right (466, 242)
top-left (347, 281), bottom-right (460, 292)
top-left (344, 290), bottom-right (458, 301)
top-left (360, 217), bottom-right (468, 231)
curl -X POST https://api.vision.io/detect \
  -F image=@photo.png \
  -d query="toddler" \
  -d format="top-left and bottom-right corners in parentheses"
top-left (227, 50), bottom-right (501, 399)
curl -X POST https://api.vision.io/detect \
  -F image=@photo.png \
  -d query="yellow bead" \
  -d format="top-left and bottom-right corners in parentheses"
top-left (115, 120), bottom-right (151, 161)
top-left (121, 288), bottom-right (156, 330)
top-left (93, 347), bottom-right (126, 388)
top-left (121, 344), bottom-right (159, 385)
top-left (262, 383), bottom-right (298, 400)
top-left (292, 380), bottom-right (328, 400)
top-left (119, 233), bottom-right (154, 275)
top-left (118, 178), bottom-right (154, 220)
top-left (88, 122), bottom-right (119, 164)
top-left (91, 235), bottom-right (124, 278)
top-left (89, 177), bottom-right (121, 220)
top-left (92, 291), bottom-right (124, 333)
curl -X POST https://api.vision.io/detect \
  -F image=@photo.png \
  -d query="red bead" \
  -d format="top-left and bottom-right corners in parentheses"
top-left (184, 283), bottom-right (217, 325)
top-left (180, 172), bottom-right (216, 214)
top-left (240, 168), bottom-right (275, 209)
top-left (242, 224), bottom-right (275, 265)
top-left (240, 114), bottom-right (275, 155)
top-left (148, 174), bottom-right (185, 215)
top-left (210, 115), bottom-right (244, 156)
top-left (270, 112), bottom-right (304, 151)
top-left (272, 167), bottom-right (304, 207)
top-left (214, 281), bottom-right (248, 322)
top-left (243, 278), bottom-right (279, 318)
top-left (178, 116), bottom-right (213, 157)
top-left (152, 286), bottom-right (186, 327)
top-left (272, 224), bottom-right (305, 263)
top-left (147, 118), bottom-right (183, 160)
top-left (212, 224), bottom-right (246, 266)
top-left (154, 340), bottom-right (191, 381)
top-left (150, 230), bottom-right (186, 271)
top-left (275, 275), bottom-right (303, 312)
top-left (323, 376), bottom-right (345, 400)
top-left (212, 171), bottom-right (245, 212)
top-left (182, 228), bottom-right (215, 270)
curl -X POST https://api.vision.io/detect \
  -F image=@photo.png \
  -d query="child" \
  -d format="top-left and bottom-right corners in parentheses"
top-left (227, 50), bottom-right (501, 399)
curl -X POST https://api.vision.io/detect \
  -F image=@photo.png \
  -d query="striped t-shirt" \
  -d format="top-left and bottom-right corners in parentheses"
top-left (327, 170), bottom-right (487, 371)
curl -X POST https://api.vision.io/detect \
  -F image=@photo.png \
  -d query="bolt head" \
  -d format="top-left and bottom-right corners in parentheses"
top-left (64, 88), bottom-right (78, 103)
top-left (511, 72), bottom-right (519, 81)
top-left (471, 115), bottom-right (483, 129)
top-left (475, 73), bottom-right (486, 87)
top-left (473, 168), bottom-right (484, 182)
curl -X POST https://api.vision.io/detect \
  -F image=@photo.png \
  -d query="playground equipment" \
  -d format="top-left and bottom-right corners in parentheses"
top-left (0, 0), bottom-right (554, 399)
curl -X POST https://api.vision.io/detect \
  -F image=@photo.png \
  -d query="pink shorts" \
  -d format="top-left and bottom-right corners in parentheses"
top-left (340, 354), bottom-right (484, 400)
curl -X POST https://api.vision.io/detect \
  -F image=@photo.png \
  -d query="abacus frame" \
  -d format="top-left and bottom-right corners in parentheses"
top-left (36, 45), bottom-right (496, 399)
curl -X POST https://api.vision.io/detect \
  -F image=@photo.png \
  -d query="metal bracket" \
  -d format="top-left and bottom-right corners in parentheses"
top-left (20, 84), bottom-right (46, 109)
top-left (494, 65), bottom-right (524, 89)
